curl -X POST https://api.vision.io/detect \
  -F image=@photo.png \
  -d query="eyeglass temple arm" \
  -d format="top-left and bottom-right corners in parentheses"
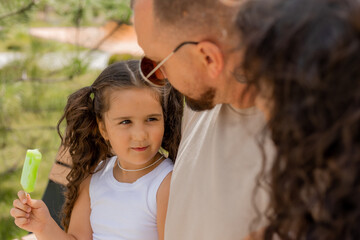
top-left (146, 41), bottom-right (199, 78)
top-left (146, 52), bottom-right (174, 78)
top-left (173, 41), bottom-right (199, 52)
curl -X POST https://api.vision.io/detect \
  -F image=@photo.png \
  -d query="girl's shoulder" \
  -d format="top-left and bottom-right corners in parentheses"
top-left (90, 156), bottom-right (117, 186)
top-left (94, 156), bottom-right (117, 172)
top-left (160, 157), bottom-right (174, 168)
top-left (152, 158), bottom-right (173, 175)
top-left (147, 158), bottom-right (173, 188)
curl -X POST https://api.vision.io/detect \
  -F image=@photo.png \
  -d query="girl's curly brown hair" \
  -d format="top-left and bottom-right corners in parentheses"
top-left (56, 60), bottom-right (183, 231)
top-left (237, 0), bottom-right (360, 239)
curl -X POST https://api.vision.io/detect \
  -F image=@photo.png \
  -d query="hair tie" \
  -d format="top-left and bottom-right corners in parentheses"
top-left (89, 86), bottom-right (95, 101)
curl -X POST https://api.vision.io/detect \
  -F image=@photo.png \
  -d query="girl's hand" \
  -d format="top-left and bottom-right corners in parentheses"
top-left (10, 190), bottom-right (52, 234)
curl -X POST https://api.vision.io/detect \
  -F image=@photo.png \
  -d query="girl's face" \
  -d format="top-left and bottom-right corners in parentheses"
top-left (99, 87), bottom-right (164, 169)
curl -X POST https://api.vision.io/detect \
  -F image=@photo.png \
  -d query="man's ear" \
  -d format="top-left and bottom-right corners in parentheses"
top-left (196, 41), bottom-right (224, 79)
top-left (98, 120), bottom-right (108, 141)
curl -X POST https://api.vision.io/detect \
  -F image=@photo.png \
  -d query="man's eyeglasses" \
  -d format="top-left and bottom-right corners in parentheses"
top-left (139, 41), bottom-right (199, 86)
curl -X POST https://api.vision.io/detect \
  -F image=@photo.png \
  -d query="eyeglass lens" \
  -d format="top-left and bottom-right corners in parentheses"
top-left (140, 57), bottom-right (167, 86)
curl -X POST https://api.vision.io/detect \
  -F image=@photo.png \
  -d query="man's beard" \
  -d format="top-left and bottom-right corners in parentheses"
top-left (185, 88), bottom-right (216, 111)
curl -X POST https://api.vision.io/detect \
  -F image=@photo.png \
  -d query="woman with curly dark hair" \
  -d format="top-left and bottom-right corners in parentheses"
top-left (237, 0), bottom-right (360, 239)
top-left (11, 60), bottom-right (183, 240)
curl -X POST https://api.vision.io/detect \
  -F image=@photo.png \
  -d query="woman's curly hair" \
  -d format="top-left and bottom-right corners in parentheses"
top-left (237, 0), bottom-right (360, 239)
top-left (57, 60), bottom-right (183, 231)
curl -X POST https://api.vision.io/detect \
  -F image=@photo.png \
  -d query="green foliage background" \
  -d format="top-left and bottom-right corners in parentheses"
top-left (0, 0), bottom-right (131, 238)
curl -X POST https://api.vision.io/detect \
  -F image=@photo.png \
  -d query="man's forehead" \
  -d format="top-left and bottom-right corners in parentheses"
top-left (132, 0), bottom-right (173, 61)
top-left (133, 1), bottom-right (153, 41)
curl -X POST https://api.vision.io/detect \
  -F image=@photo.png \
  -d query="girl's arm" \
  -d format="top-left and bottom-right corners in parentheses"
top-left (156, 172), bottom-right (172, 240)
top-left (11, 177), bottom-right (93, 240)
top-left (67, 176), bottom-right (93, 239)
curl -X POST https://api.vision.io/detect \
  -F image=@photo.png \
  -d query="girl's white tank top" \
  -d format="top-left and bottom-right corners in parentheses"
top-left (89, 156), bottom-right (173, 240)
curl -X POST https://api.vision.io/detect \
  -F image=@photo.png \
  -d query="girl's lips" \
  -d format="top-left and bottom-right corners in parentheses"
top-left (132, 146), bottom-right (148, 152)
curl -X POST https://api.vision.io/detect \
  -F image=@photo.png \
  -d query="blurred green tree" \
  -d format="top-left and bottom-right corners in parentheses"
top-left (0, 1), bottom-right (132, 239)
top-left (0, 0), bottom-right (132, 168)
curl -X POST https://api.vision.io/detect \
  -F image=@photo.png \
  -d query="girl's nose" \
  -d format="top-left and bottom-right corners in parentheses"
top-left (131, 125), bottom-right (148, 142)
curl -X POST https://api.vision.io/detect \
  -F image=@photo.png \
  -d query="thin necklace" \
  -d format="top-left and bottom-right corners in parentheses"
top-left (117, 155), bottom-right (164, 172)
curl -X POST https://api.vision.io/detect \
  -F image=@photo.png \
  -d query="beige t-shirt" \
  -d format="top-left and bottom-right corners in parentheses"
top-left (164, 104), bottom-right (274, 240)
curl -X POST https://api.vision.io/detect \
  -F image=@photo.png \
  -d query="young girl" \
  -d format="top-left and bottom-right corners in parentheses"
top-left (10, 60), bottom-right (183, 240)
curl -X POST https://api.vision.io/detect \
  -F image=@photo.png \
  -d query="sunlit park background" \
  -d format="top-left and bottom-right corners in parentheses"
top-left (0, 0), bottom-right (143, 239)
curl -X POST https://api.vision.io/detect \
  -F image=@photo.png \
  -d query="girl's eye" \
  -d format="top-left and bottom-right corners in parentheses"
top-left (147, 117), bottom-right (158, 122)
top-left (120, 120), bottom-right (131, 125)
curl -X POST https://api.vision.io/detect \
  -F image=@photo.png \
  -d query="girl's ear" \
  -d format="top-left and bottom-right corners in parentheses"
top-left (98, 120), bottom-right (109, 141)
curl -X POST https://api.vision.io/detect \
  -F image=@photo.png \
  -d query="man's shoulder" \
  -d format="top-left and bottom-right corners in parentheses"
top-left (183, 104), bottom-right (222, 123)
top-left (184, 103), bottom-right (261, 124)
top-left (181, 104), bottom-right (224, 140)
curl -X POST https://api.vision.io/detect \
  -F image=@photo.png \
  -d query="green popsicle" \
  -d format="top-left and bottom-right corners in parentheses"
top-left (20, 149), bottom-right (42, 193)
